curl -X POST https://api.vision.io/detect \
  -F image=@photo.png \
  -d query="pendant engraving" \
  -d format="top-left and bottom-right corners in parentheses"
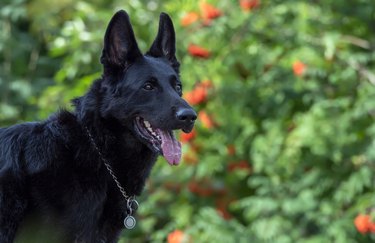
top-left (124, 215), bottom-right (136, 229)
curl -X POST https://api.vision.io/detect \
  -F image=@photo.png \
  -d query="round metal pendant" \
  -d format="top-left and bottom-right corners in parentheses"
top-left (124, 215), bottom-right (136, 229)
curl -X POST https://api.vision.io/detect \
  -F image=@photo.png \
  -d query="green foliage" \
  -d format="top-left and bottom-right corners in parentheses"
top-left (0, 0), bottom-right (57, 124)
top-left (1, 0), bottom-right (375, 242)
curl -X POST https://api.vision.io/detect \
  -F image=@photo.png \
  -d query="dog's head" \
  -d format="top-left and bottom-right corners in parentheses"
top-left (99, 10), bottom-right (196, 165)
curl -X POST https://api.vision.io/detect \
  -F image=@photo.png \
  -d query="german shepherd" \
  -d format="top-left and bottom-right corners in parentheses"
top-left (0, 10), bottom-right (196, 242)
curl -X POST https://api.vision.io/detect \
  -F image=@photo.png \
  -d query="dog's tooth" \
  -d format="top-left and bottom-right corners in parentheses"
top-left (144, 121), bottom-right (151, 128)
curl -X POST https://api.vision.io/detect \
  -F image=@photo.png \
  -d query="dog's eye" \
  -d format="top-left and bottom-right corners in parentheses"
top-left (143, 82), bottom-right (154, 91)
top-left (175, 84), bottom-right (182, 94)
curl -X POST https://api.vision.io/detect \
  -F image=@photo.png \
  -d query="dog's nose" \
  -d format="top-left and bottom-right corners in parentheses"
top-left (176, 108), bottom-right (197, 124)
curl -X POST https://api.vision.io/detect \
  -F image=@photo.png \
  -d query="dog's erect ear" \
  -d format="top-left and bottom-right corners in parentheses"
top-left (100, 10), bottom-right (142, 73)
top-left (147, 13), bottom-right (180, 72)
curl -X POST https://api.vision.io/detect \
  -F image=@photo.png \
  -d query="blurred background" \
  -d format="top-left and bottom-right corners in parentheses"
top-left (1, 0), bottom-right (375, 242)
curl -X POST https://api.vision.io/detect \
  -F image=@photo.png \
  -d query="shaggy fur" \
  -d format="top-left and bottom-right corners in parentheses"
top-left (0, 10), bottom-right (195, 243)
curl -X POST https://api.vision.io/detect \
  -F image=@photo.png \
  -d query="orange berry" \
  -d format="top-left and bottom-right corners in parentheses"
top-left (167, 230), bottom-right (186, 243)
top-left (188, 44), bottom-right (210, 58)
top-left (293, 60), bottom-right (307, 77)
top-left (184, 82), bottom-right (210, 105)
top-left (200, 1), bottom-right (222, 20)
top-left (193, 86), bottom-right (207, 103)
top-left (239, 0), bottom-right (260, 12)
top-left (215, 199), bottom-right (233, 220)
top-left (181, 12), bottom-right (200, 27)
top-left (198, 79), bottom-right (214, 89)
top-left (188, 179), bottom-right (214, 197)
top-left (184, 91), bottom-right (197, 105)
top-left (228, 160), bottom-right (251, 173)
top-left (180, 129), bottom-right (196, 143)
top-left (354, 214), bottom-right (371, 234)
top-left (198, 110), bottom-right (215, 129)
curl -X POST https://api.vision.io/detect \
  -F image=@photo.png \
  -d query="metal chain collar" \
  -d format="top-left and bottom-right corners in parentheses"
top-left (84, 126), bottom-right (131, 200)
top-left (84, 126), bottom-right (138, 229)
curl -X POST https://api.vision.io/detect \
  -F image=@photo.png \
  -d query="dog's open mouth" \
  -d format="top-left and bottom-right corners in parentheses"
top-left (134, 117), bottom-right (181, 165)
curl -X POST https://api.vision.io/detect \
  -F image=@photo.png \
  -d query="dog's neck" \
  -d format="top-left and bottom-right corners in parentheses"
top-left (82, 118), bottom-right (158, 197)
top-left (72, 90), bottom-right (158, 197)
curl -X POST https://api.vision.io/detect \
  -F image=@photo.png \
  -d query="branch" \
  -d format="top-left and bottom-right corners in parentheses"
top-left (347, 59), bottom-right (375, 86)
top-left (341, 35), bottom-right (371, 50)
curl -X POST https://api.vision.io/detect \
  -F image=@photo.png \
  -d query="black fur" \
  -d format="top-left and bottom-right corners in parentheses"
top-left (0, 10), bottom-right (196, 243)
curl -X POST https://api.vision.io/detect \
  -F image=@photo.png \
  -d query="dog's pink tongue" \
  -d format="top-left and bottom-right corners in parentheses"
top-left (158, 129), bottom-right (181, 165)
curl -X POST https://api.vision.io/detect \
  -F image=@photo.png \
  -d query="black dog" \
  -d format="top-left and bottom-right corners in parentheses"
top-left (0, 10), bottom-right (196, 242)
